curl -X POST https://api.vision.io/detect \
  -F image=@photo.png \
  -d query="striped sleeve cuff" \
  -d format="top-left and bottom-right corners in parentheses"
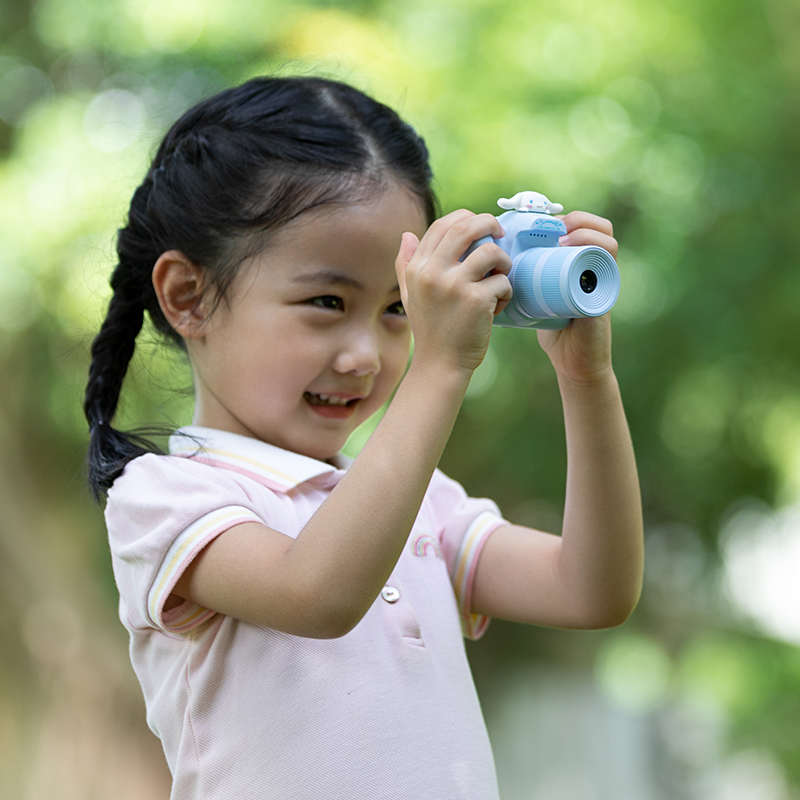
top-left (147, 505), bottom-right (263, 633)
top-left (450, 511), bottom-right (508, 640)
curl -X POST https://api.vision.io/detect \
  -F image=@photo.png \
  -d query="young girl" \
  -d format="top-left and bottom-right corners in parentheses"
top-left (84, 76), bottom-right (643, 799)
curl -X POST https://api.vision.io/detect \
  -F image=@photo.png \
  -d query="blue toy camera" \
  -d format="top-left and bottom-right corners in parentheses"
top-left (466, 192), bottom-right (620, 330)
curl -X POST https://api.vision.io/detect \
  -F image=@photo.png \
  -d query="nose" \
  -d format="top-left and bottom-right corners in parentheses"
top-left (333, 325), bottom-right (381, 376)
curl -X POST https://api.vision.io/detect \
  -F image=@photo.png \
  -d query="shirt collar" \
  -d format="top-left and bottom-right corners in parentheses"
top-left (169, 426), bottom-right (351, 493)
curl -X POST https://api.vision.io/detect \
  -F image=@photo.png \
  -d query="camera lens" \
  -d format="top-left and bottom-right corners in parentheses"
top-left (579, 270), bottom-right (597, 294)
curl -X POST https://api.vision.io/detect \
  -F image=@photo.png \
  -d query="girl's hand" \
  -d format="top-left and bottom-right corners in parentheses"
top-left (537, 211), bottom-right (618, 384)
top-left (395, 210), bottom-right (512, 375)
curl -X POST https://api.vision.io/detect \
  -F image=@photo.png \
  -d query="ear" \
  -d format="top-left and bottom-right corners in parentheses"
top-left (152, 250), bottom-right (210, 339)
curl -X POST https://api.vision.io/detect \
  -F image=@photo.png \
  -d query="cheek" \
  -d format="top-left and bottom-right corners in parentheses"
top-left (262, 348), bottom-right (321, 391)
top-left (381, 337), bottom-right (411, 385)
top-left (254, 322), bottom-right (326, 375)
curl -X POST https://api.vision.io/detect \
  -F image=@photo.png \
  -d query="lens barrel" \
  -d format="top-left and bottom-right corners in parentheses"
top-left (508, 245), bottom-right (619, 320)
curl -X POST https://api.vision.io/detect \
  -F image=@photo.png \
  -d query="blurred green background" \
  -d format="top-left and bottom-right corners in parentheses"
top-left (2, 0), bottom-right (800, 797)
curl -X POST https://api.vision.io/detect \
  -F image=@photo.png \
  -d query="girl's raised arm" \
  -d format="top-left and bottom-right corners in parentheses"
top-left (470, 212), bottom-right (644, 629)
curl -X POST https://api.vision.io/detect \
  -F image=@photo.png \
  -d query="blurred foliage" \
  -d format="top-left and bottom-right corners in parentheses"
top-left (2, 0), bottom-right (800, 795)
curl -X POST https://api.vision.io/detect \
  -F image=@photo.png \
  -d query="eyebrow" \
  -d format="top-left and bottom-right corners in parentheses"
top-left (290, 269), bottom-right (399, 293)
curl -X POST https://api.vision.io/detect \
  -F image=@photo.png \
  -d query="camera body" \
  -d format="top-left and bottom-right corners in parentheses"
top-left (466, 192), bottom-right (620, 330)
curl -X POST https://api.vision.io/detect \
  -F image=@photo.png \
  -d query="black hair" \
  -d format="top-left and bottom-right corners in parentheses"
top-left (83, 75), bottom-right (437, 501)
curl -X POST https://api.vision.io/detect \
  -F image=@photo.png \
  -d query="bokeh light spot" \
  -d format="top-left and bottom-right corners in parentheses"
top-left (569, 96), bottom-right (631, 158)
top-left (0, 59), bottom-right (54, 126)
top-left (660, 367), bottom-right (733, 458)
top-left (596, 633), bottom-right (671, 714)
top-left (540, 24), bottom-right (604, 83)
top-left (643, 134), bottom-right (705, 196)
top-left (83, 90), bottom-right (146, 153)
top-left (722, 501), bottom-right (800, 645)
top-left (142, 0), bottom-right (204, 53)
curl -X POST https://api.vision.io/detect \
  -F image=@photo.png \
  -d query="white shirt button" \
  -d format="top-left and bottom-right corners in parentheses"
top-left (381, 586), bottom-right (400, 603)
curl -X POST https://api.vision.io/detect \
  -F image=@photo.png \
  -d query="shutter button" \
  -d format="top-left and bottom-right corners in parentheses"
top-left (381, 586), bottom-right (400, 603)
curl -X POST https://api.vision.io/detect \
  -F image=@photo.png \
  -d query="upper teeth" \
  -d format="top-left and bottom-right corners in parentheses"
top-left (314, 394), bottom-right (350, 405)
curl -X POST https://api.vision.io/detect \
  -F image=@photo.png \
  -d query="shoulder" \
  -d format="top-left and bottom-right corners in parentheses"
top-left (111, 451), bottom-right (230, 485)
top-left (109, 451), bottom-right (239, 502)
top-left (105, 453), bottom-right (270, 633)
top-left (425, 467), bottom-right (467, 501)
top-left (105, 453), bottom-right (262, 532)
top-left (423, 468), bottom-right (485, 520)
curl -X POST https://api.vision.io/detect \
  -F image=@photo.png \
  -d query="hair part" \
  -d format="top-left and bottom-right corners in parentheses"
top-left (83, 75), bottom-right (437, 501)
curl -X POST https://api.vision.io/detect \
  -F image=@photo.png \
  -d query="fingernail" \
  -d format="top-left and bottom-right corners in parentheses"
top-left (559, 235), bottom-right (569, 245)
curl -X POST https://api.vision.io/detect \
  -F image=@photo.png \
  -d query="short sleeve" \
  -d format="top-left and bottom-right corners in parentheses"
top-left (105, 454), bottom-right (265, 634)
top-left (426, 470), bottom-right (509, 640)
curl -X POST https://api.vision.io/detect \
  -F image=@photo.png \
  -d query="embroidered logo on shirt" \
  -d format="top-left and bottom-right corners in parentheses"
top-left (412, 534), bottom-right (442, 559)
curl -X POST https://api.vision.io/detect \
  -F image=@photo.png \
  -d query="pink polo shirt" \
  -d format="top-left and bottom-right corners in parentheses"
top-left (106, 426), bottom-right (508, 799)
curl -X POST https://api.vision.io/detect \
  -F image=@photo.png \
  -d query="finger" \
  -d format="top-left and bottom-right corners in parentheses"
top-left (435, 213), bottom-right (506, 266)
top-left (412, 208), bottom-right (476, 262)
top-left (559, 210), bottom-right (613, 237)
top-left (494, 297), bottom-right (511, 316)
top-left (395, 231), bottom-right (419, 272)
top-left (460, 242), bottom-right (512, 282)
top-left (480, 272), bottom-right (513, 309)
top-left (559, 229), bottom-right (618, 259)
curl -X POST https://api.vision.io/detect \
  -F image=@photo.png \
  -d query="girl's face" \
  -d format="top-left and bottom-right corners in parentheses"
top-left (187, 184), bottom-right (429, 461)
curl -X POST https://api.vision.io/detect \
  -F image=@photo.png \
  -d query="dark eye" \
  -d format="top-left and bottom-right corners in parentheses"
top-left (309, 295), bottom-right (344, 311)
top-left (386, 300), bottom-right (406, 316)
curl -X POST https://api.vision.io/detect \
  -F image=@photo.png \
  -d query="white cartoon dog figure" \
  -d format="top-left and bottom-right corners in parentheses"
top-left (498, 191), bottom-right (563, 215)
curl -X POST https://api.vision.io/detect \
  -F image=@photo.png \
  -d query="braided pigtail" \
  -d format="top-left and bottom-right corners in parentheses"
top-left (83, 275), bottom-right (152, 500)
top-left (84, 179), bottom-right (167, 501)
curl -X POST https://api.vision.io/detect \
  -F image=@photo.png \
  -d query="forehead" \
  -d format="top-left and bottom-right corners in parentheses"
top-left (252, 185), bottom-right (429, 285)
